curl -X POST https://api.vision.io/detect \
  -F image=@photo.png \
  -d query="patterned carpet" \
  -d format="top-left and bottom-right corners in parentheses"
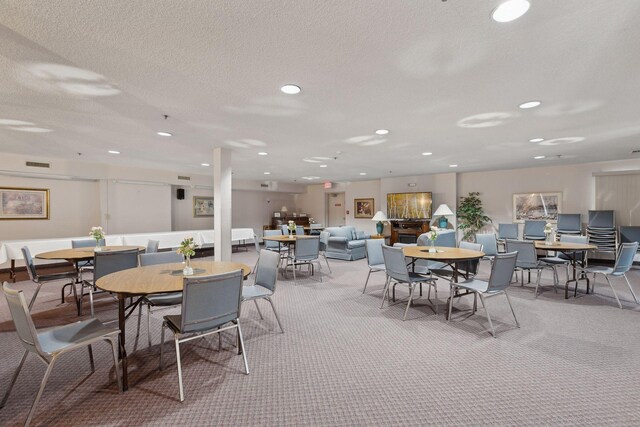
top-left (1, 249), bottom-right (640, 426)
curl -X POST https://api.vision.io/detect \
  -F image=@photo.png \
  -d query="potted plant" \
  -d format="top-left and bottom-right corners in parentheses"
top-left (90, 226), bottom-right (105, 251)
top-left (457, 192), bottom-right (492, 242)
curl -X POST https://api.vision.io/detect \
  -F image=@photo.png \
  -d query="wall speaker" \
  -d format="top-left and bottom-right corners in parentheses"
top-left (177, 188), bottom-right (185, 200)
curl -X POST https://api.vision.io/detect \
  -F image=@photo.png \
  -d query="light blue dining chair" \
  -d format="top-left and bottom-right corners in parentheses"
top-left (146, 239), bottom-right (160, 254)
top-left (286, 237), bottom-right (322, 284)
top-left (363, 238), bottom-right (385, 294)
top-left (1, 282), bottom-right (121, 427)
top-left (318, 231), bottom-right (332, 273)
top-left (242, 249), bottom-right (284, 332)
top-left (475, 233), bottom-right (499, 261)
top-left (21, 247), bottom-right (78, 313)
top-left (505, 239), bottom-right (557, 297)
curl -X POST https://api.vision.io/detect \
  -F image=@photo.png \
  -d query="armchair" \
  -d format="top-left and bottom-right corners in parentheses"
top-left (324, 226), bottom-right (370, 260)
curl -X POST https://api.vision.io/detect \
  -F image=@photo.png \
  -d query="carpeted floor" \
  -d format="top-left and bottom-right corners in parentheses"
top-left (1, 249), bottom-right (640, 426)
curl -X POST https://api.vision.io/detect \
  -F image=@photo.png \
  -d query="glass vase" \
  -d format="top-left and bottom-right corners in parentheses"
top-left (289, 230), bottom-right (294, 239)
top-left (429, 239), bottom-right (437, 253)
top-left (545, 232), bottom-right (553, 245)
top-left (95, 239), bottom-right (102, 252)
top-left (183, 255), bottom-right (194, 275)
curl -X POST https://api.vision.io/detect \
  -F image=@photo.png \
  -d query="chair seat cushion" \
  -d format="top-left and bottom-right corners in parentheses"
top-left (407, 271), bottom-right (435, 283)
top-left (369, 263), bottom-right (385, 271)
top-left (38, 271), bottom-right (78, 282)
top-left (242, 285), bottom-right (273, 300)
top-left (455, 278), bottom-right (492, 294)
top-left (539, 256), bottom-right (570, 265)
top-left (38, 318), bottom-right (118, 354)
top-left (581, 266), bottom-right (614, 275)
top-left (144, 292), bottom-right (182, 306)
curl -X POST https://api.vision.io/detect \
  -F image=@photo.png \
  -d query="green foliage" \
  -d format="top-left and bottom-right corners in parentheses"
top-left (457, 192), bottom-right (491, 241)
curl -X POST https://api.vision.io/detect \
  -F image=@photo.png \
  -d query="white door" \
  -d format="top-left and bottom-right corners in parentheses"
top-left (327, 192), bottom-right (345, 227)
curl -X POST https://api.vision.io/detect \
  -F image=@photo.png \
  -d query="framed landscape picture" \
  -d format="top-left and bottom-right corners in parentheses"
top-left (193, 196), bottom-right (214, 217)
top-left (513, 192), bottom-right (562, 223)
top-left (354, 198), bottom-right (374, 218)
top-left (0, 187), bottom-right (49, 220)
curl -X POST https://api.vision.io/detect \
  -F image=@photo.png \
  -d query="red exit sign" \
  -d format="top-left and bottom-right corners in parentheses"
top-left (324, 182), bottom-right (332, 189)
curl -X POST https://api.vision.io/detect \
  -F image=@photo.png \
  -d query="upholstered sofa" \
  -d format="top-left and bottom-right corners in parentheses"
top-left (324, 226), bottom-right (371, 260)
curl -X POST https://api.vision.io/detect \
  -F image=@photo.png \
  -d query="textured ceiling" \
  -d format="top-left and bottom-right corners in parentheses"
top-left (1, 0), bottom-right (640, 183)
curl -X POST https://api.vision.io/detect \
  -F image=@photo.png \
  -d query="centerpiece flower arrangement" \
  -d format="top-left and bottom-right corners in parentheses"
top-left (177, 236), bottom-right (198, 275)
top-left (90, 226), bottom-right (105, 251)
top-left (427, 229), bottom-right (438, 252)
top-left (544, 222), bottom-right (554, 245)
top-left (287, 220), bottom-right (296, 238)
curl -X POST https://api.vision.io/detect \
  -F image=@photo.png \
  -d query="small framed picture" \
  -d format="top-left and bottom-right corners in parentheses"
top-left (354, 198), bottom-right (374, 219)
top-left (0, 187), bottom-right (50, 220)
top-left (512, 192), bottom-right (562, 223)
top-left (193, 196), bottom-right (214, 217)
top-left (273, 212), bottom-right (281, 218)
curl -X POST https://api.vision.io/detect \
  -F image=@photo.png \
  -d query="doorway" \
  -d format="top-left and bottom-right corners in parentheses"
top-left (326, 192), bottom-right (345, 227)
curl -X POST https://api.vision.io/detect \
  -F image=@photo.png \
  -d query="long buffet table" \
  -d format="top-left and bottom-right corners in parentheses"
top-left (0, 228), bottom-right (255, 280)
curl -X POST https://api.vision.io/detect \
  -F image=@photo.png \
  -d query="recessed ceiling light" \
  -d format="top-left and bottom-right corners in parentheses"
top-left (534, 156), bottom-right (546, 160)
top-left (319, 164), bottom-right (327, 168)
top-left (449, 164), bottom-right (458, 168)
top-left (108, 150), bottom-right (120, 154)
top-left (529, 138), bottom-right (545, 143)
top-left (492, 0), bottom-right (530, 23)
top-left (359, 172), bottom-right (367, 176)
top-left (258, 152), bottom-right (268, 156)
top-left (519, 100), bottom-right (541, 109)
top-left (157, 131), bottom-right (172, 137)
top-left (201, 163), bottom-right (210, 166)
top-left (421, 152), bottom-right (433, 156)
top-left (263, 172), bottom-right (271, 175)
top-left (301, 176), bottom-right (320, 180)
top-left (375, 129), bottom-right (389, 135)
top-left (280, 84), bottom-right (301, 95)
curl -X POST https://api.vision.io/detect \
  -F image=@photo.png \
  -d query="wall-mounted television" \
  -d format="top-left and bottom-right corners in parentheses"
top-left (387, 192), bottom-right (432, 220)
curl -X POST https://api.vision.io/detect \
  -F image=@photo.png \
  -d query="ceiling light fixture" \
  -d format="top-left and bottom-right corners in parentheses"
top-left (534, 156), bottom-right (546, 160)
top-left (359, 172), bottom-right (367, 176)
top-left (108, 150), bottom-right (120, 154)
top-left (519, 100), bottom-right (541, 109)
top-left (375, 129), bottom-right (389, 135)
top-left (492, 0), bottom-right (530, 23)
top-left (157, 131), bottom-right (172, 137)
top-left (201, 163), bottom-right (210, 166)
top-left (264, 172), bottom-right (271, 175)
top-left (258, 152), bottom-right (268, 156)
top-left (449, 164), bottom-right (458, 168)
top-left (320, 164), bottom-right (327, 168)
top-left (421, 152), bottom-right (433, 156)
top-left (529, 138), bottom-right (545, 143)
top-left (280, 84), bottom-right (301, 95)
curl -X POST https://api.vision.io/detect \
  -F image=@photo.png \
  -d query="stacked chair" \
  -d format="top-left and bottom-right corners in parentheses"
top-left (587, 210), bottom-right (617, 254)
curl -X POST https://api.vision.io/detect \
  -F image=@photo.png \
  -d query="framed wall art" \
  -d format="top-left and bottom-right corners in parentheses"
top-left (193, 196), bottom-right (214, 217)
top-left (354, 198), bottom-right (374, 219)
top-left (513, 192), bottom-right (562, 223)
top-left (0, 187), bottom-right (49, 220)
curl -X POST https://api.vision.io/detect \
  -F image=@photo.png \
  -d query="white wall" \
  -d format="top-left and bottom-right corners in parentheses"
top-left (105, 181), bottom-right (172, 234)
top-left (171, 185), bottom-right (214, 231)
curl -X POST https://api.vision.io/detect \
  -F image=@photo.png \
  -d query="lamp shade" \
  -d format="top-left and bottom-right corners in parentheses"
top-left (433, 204), bottom-right (454, 216)
top-left (371, 211), bottom-right (387, 221)
top-left (281, 206), bottom-right (288, 212)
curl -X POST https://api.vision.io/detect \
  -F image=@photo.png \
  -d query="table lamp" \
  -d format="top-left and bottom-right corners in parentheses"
top-left (433, 204), bottom-right (454, 228)
top-left (281, 206), bottom-right (288, 213)
top-left (371, 210), bottom-right (388, 235)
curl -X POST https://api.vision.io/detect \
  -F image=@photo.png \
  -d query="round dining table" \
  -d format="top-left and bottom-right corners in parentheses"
top-left (534, 240), bottom-right (597, 298)
top-left (96, 260), bottom-right (251, 391)
top-left (36, 245), bottom-right (145, 263)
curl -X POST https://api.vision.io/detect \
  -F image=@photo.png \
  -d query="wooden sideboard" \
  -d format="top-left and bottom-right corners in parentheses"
top-left (267, 215), bottom-right (310, 230)
top-left (389, 220), bottom-right (430, 245)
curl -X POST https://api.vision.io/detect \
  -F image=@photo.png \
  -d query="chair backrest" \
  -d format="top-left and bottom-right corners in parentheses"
top-left (180, 270), bottom-right (243, 333)
top-left (558, 234), bottom-right (588, 260)
top-left (505, 239), bottom-right (538, 268)
top-left (486, 251), bottom-right (518, 291)
top-left (475, 233), bottom-right (498, 256)
top-left (264, 229), bottom-right (283, 249)
top-left (20, 247), bottom-right (38, 281)
top-left (613, 242), bottom-right (639, 275)
top-left (498, 223), bottom-right (519, 240)
top-left (381, 245), bottom-right (411, 283)
top-left (72, 238), bottom-right (105, 248)
top-left (2, 282), bottom-right (42, 355)
top-left (295, 226), bottom-right (305, 235)
top-left (146, 239), bottom-right (160, 254)
top-left (139, 251), bottom-right (183, 266)
top-left (417, 230), bottom-right (456, 247)
top-left (458, 241), bottom-right (483, 275)
top-left (459, 241), bottom-right (482, 252)
top-left (253, 234), bottom-right (260, 252)
top-left (523, 220), bottom-right (546, 238)
top-left (93, 249), bottom-right (139, 283)
top-left (557, 214), bottom-right (581, 233)
top-left (280, 225), bottom-right (290, 235)
top-left (319, 231), bottom-right (330, 252)
top-left (255, 249), bottom-right (279, 292)
top-left (294, 237), bottom-right (320, 260)
top-left (365, 238), bottom-right (385, 267)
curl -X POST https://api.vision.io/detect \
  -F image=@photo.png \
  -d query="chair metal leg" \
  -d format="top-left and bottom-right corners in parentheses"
top-left (26, 357), bottom-right (57, 427)
top-left (107, 337), bottom-right (123, 393)
top-left (317, 260), bottom-right (323, 282)
top-left (27, 283), bottom-right (43, 311)
top-left (433, 284), bottom-right (438, 314)
top-left (89, 285), bottom-right (95, 318)
top-left (253, 300), bottom-right (264, 319)
top-left (159, 323), bottom-right (166, 371)
top-left (380, 276), bottom-right (391, 309)
top-left (363, 268), bottom-right (372, 294)
top-left (534, 268), bottom-right (542, 298)
top-left (478, 294), bottom-right (496, 338)
top-left (403, 284), bottom-right (415, 321)
top-left (147, 304), bottom-right (153, 348)
top-left (603, 275), bottom-right (622, 309)
top-left (623, 274), bottom-right (639, 304)
top-left (504, 291), bottom-right (520, 328)
top-left (236, 322), bottom-right (250, 375)
top-left (70, 282), bottom-right (80, 316)
top-left (174, 337), bottom-right (184, 402)
top-left (292, 261), bottom-right (297, 285)
top-left (1, 350), bottom-right (28, 408)
top-left (323, 254), bottom-right (332, 273)
top-left (266, 297), bottom-right (284, 333)
top-left (447, 284), bottom-right (455, 322)
top-left (88, 344), bottom-right (95, 372)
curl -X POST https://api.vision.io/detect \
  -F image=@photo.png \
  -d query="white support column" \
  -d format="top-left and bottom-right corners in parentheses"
top-left (214, 147), bottom-right (232, 261)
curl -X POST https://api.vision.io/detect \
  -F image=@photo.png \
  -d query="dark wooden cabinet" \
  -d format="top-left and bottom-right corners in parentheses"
top-left (268, 215), bottom-right (310, 230)
top-left (390, 220), bottom-right (430, 245)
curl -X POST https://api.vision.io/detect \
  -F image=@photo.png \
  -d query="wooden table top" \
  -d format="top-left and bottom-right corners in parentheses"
top-left (534, 241), bottom-right (597, 251)
top-left (402, 246), bottom-right (485, 261)
top-left (36, 246), bottom-right (145, 261)
top-left (95, 261), bottom-right (251, 295)
top-left (263, 235), bottom-right (316, 242)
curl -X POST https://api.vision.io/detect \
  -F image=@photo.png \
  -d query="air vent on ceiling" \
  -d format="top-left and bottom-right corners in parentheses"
top-left (632, 150), bottom-right (640, 154)
top-left (260, 183), bottom-right (269, 188)
top-left (177, 175), bottom-right (191, 181)
top-left (26, 161), bottom-right (50, 168)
